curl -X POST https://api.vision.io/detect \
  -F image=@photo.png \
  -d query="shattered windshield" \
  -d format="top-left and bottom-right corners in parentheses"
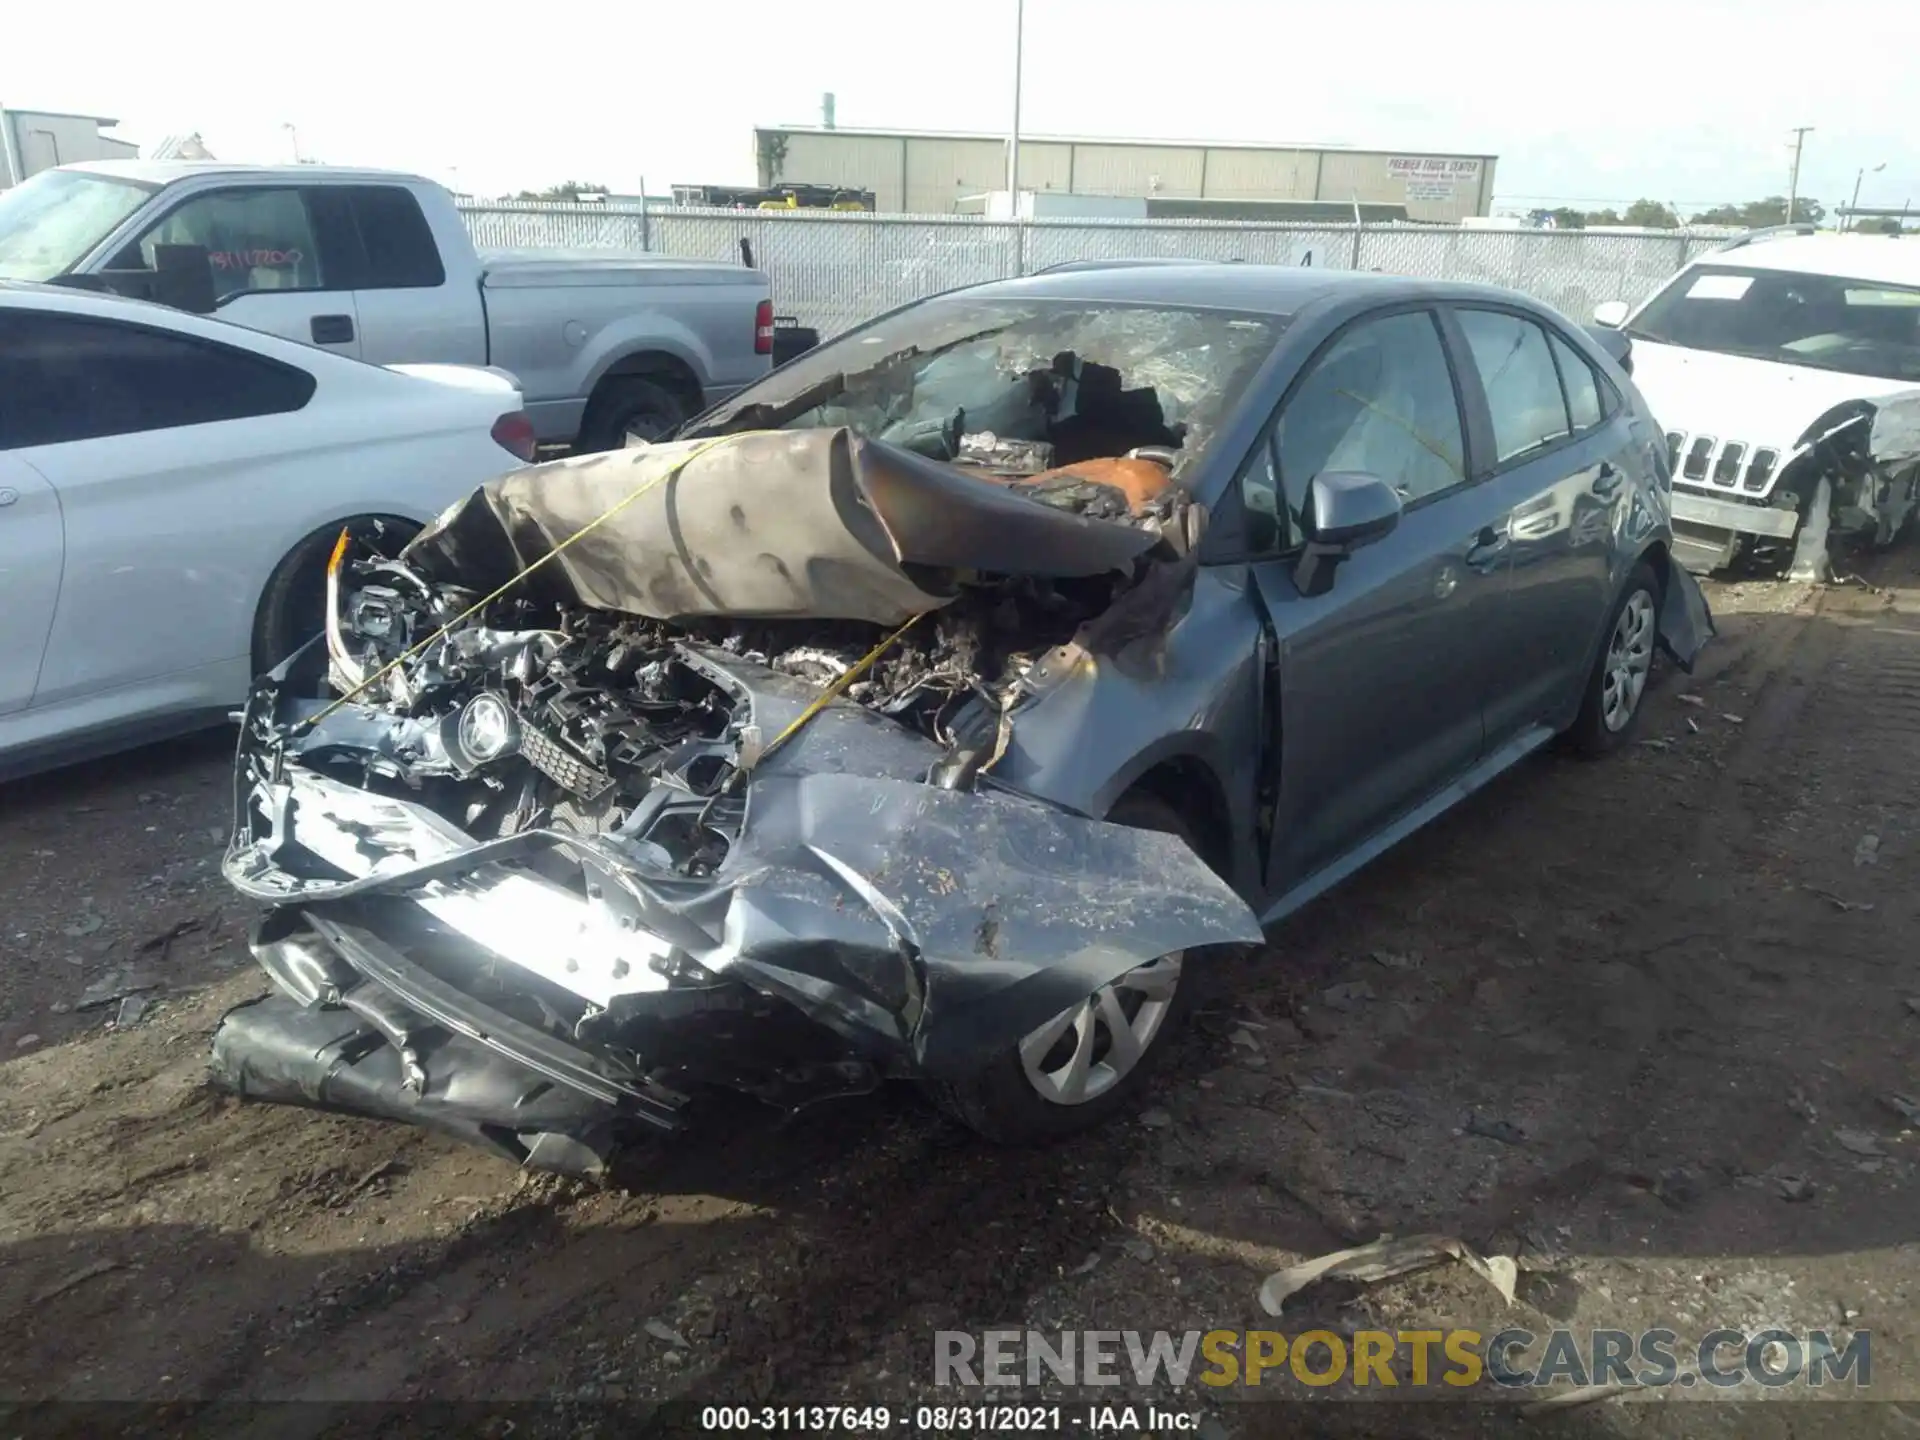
top-left (0, 170), bottom-right (155, 282)
top-left (689, 296), bottom-right (1286, 476)
top-left (1630, 264), bottom-right (1920, 383)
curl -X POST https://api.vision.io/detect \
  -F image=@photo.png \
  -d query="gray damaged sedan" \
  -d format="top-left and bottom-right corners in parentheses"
top-left (215, 264), bottom-right (1713, 1175)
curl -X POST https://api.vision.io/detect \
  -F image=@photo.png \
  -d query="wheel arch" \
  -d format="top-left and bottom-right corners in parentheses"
top-left (249, 512), bottom-right (423, 675)
top-left (1108, 753), bottom-right (1235, 881)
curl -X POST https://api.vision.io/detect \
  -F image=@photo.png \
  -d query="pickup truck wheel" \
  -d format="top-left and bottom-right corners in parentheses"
top-left (1565, 561), bottom-right (1659, 757)
top-left (926, 793), bottom-right (1199, 1144)
top-left (252, 517), bottom-right (420, 679)
top-left (578, 377), bottom-right (688, 453)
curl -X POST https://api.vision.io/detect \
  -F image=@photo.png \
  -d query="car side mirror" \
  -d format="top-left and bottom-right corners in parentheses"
top-left (1591, 299), bottom-right (1630, 328)
top-left (1293, 471), bottom-right (1402, 597)
top-left (77, 243), bottom-right (218, 315)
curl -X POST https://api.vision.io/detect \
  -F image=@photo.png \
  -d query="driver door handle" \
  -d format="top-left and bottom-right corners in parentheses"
top-left (1465, 523), bottom-right (1509, 570)
top-left (1593, 462), bottom-right (1624, 497)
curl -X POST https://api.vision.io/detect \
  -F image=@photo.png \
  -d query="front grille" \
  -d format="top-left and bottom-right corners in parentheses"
top-left (521, 726), bottom-right (615, 800)
top-left (1668, 430), bottom-right (1784, 496)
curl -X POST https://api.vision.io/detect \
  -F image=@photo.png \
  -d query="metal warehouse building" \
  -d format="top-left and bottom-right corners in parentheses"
top-left (752, 125), bottom-right (1497, 223)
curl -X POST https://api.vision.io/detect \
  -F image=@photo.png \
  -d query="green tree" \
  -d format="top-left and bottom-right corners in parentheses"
top-left (1582, 207), bottom-right (1623, 227)
top-left (511, 181), bottom-right (611, 202)
top-left (1854, 216), bottom-right (1905, 235)
top-left (1621, 198), bottom-right (1681, 228)
top-left (1545, 207), bottom-right (1587, 229)
top-left (1694, 195), bottom-right (1825, 227)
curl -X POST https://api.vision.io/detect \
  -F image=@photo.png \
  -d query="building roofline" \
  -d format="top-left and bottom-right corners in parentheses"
top-left (1, 107), bottom-right (122, 126)
top-left (753, 123), bottom-right (1495, 162)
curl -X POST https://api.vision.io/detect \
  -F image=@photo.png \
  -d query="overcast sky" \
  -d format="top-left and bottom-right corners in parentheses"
top-left (4, 0), bottom-right (1915, 216)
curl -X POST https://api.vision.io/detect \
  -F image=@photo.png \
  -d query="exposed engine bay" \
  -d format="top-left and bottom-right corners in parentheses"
top-left (213, 429), bottom-right (1263, 1177)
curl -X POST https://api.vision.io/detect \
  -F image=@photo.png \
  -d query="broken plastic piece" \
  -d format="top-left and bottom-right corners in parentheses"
top-left (1258, 1233), bottom-right (1518, 1315)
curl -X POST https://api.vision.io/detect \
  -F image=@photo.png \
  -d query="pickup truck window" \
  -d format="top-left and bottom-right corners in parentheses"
top-left (347, 186), bottom-right (446, 289)
top-left (0, 309), bottom-right (316, 449)
top-left (0, 170), bottom-right (156, 282)
top-left (132, 188), bottom-right (328, 300)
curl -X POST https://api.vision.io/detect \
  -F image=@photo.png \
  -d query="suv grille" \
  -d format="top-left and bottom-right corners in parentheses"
top-left (1664, 431), bottom-right (1782, 496)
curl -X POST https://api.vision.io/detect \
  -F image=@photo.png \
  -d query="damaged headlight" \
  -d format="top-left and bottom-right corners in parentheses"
top-left (452, 691), bottom-right (519, 767)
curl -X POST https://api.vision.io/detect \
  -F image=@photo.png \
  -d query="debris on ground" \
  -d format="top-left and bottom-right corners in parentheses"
top-left (1321, 981), bottom-right (1375, 1011)
top-left (1778, 1175), bottom-right (1818, 1202)
top-left (32, 1261), bottom-right (124, 1305)
top-left (641, 1319), bottom-right (689, 1348)
top-left (1065, 1254), bottom-right (1100, 1277)
top-left (1803, 884), bottom-right (1874, 913)
top-left (1227, 1027), bottom-right (1260, 1051)
top-left (1880, 1094), bottom-right (1920, 1127)
top-left (60, 908), bottom-right (104, 939)
top-left (112, 995), bottom-right (148, 1028)
top-left (1679, 694), bottom-right (1706, 708)
top-left (1138, 1107), bottom-right (1172, 1129)
top-left (1258, 1233), bottom-right (1518, 1315)
top-left (1464, 1112), bottom-right (1528, 1145)
top-left (1835, 1128), bottom-right (1886, 1157)
top-left (75, 971), bottom-right (160, 1012)
top-left (15, 1034), bottom-right (40, 1049)
top-left (1854, 833), bottom-right (1882, 867)
top-left (1119, 1237), bottom-right (1155, 1263)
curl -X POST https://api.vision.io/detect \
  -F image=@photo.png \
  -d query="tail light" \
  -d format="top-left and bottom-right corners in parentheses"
top-left (754, 299), bottom-right (775, 356)
top-left (491, 411), bottom-right (537, 462)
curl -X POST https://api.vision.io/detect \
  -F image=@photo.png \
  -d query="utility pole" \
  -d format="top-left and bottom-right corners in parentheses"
top-left (1005, 0), bottom-right (1024, 208)
top-left (1786, 125), bottom-right (1813, 225)
top-left (1846, 162), bottom-right (1885, 231)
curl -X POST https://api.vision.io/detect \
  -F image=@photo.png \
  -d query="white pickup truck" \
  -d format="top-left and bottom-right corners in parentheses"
top-left (0, 161), bottom-right (773, 450)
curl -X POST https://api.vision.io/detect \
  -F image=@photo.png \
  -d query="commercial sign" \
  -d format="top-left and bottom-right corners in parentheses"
top-left (1389, 156), bottom-right (1482, 203)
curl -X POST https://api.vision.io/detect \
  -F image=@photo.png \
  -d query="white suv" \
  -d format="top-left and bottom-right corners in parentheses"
top-left (1593, 229), bottom-right (1920, 579)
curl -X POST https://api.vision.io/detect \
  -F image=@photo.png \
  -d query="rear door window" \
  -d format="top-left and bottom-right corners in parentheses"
top-left (348, 186), bottom-right (446, 289)
top-left (1547, 331), bottom-right (1605, 431)
top-left (0, 309), bottom-right (316, 448)
top-left (1455, 309), bottom-right (1574, 462)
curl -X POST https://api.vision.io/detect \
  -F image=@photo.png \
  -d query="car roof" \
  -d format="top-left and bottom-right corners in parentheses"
top-left (1696, 234), bottom-right (1920, 288)
top-left (60, 159), bottom-right (432, 188)
top-left (953, 262), bottom-right (1555, 317)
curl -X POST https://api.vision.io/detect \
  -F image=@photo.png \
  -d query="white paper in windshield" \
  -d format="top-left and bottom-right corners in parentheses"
top-left (1687, 274), bottom-right (1755, 301)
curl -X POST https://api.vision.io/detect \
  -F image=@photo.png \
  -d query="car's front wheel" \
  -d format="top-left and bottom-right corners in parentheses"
top-left (928, 793), bottom-right (1198, 1143)
top-left (1566, 561), bottom-right (1660, 756)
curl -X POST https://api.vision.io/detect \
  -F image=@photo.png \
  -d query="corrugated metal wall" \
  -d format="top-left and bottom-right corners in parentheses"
top-left (758, 129), bottom-right (1497, 223)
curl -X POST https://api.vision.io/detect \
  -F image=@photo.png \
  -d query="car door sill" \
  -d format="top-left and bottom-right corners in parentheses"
top-left (1258, 722), bottom-right (1557, 926)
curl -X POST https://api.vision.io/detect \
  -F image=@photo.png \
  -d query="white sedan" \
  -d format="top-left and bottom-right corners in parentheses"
top-left (0, 281), bottom-right (537, 780)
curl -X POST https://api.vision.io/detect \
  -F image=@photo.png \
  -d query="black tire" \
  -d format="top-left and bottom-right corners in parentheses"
top-left (577, 375), bottom-right (690, 453)
top-left (927, 792), bottom-right (1200, 1144)
top-left (1565, 561), bottom-right (1660, 757)
top-left (252, 517), bottom-right (419, 678)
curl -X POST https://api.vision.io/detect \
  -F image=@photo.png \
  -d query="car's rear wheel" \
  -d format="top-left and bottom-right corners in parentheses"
top-left (578, 375), bottom-right (689, 453)
top-left (927, 793), bottom-right (1198, 1143)
top-left (1566, 561), bottom-right (1659, 756)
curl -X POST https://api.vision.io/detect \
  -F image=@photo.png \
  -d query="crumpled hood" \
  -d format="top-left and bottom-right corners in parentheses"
top-left (401, 428), bottom-right (1166, 627)
top-left (1629, 340), bottom-right (1904, 448)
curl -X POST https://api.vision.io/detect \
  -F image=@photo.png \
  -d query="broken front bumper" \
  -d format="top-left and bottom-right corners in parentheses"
top-left (1671, 489), bottom-right (1801, 541)
top-left (215, 678), bottom-right (1262, 1171)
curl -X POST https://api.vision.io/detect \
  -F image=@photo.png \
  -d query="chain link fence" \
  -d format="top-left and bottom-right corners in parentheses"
top-left (458, 200), bottom-right (1726, 340)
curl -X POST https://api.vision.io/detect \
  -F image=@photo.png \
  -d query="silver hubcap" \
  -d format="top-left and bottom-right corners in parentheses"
top-left (1602, 589), bottom-right (1655, 732)
top-left (1019, 954), bottom-right (1182, 1106)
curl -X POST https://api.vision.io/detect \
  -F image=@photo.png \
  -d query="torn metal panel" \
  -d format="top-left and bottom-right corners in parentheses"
top-left (400, 428), bottom-right (1166, 627)
top-left (1656, 562), bottom-right (1716, 671)
top-left (1868, 390), bottom-right (1920, 472)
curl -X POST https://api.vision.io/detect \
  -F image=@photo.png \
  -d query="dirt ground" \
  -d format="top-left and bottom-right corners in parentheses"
top-left (3, 548), bottom-right (1919, 1438)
